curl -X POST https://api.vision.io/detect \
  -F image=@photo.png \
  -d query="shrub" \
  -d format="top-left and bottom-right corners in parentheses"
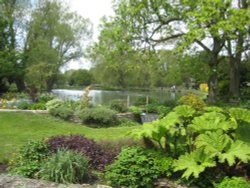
top-left (28, 103), bottom-right (46, 110)
top-left (146, 104), bottom-right (170, 117)
top-left (163, 99), bottom-right (178, 109)
top-left (128, 106), bottom-right (142, 115)
top-left (134, 96), bottom-right (159, 106)
top-left (37, 93), bottom-right (55, 103)
top-left (214, 176), bottom-right (250, 188)
top-left (49, 106), bottom-right (74, 120)
top-left (38, 149), bottom-right (89, 184)
top-left (78, 107), bottom-right (118, 127)
top-left (179, 93), bottom-right (206, 111)
top-left (16, 101), bottom-right (31, 110)
top-left (8, 140), bottom-right (49, 178)
top-left (105, 146), bottom-right (173, 188)
top-left (46, 99), bottom-right (64, 111)
top-left (110, 99), bottom-right (128, 113)
top-left (46, 135), bottom-right (116, 171)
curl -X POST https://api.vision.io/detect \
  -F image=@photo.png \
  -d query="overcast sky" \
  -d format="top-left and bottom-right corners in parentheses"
top-left (63, 0), bottom-right (114, 71)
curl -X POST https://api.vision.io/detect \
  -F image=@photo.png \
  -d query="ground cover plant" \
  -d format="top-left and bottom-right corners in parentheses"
top-left (0, 112), bottom-right (139, 163)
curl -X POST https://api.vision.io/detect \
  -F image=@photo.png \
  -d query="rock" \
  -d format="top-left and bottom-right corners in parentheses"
top-left (155, 178), bottom-right (188, 188)
top-left (0, 175), bottom-right (112, 188)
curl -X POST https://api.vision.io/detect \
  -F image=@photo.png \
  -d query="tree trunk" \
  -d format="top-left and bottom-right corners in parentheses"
top-left (229, 57), bottom-right (240, 98)
top-left (15, 78), bottom-right (26, 92)
top-left (207, 72), bottom-right (218, 104)
top-left (207, 55), bottom-right (219, 104)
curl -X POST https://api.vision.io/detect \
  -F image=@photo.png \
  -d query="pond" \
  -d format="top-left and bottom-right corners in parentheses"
top-left (52, 89), bottom-right (181, 106)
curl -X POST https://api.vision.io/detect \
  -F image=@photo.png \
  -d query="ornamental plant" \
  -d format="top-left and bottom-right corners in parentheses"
top-left (105, 146), bottom-right (173, 188)
top-left (8, 140), bottom-right (50, 178)
top-left (131, 105), bottom-right (250, 182)
top-left (38, 149), bottom-right (90, 184)
top-left (46, 135), bottom-right (116, 171)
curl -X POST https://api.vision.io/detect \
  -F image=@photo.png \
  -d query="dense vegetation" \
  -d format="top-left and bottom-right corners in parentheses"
top-left (0, 0), bottom-right (250, 187)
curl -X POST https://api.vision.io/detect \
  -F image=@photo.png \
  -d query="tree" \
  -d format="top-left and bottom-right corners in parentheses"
top-left (111, 0), bottom-right (249, 103)
top-left (25, 0), bottom-right (92, 93)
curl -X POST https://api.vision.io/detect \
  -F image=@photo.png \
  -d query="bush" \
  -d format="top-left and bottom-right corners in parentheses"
top-left (78, 107), bottom-right (119, 127)
top-left (179, 93), bottom-right (206, 111)
top-left (8, 140), bottom-right (49, 178)
top-left (49, 106), bottom-right (74, 120)
top-left (214, 176), bottom-right (250, 188)
top-left (38, 149), bottom-right (89, 184)
top-left (16, 101), bottom-right (31, 110)
top-left (28, 103), bottom-right (46, 110)
top-left (146, 104), bottom-right (171, 117)
top-left (46, 135), bottom-right (116, 171)
top-left (46, 99), bottom-right (64, 111)
top-left (110, 99), bottom-right (128, 113)
top-left (105, 146), bottom-right (173, 188)
top-left (134, 96), bottom-right (159, 106)
top-left (37, 93), bottom-right (55, 103)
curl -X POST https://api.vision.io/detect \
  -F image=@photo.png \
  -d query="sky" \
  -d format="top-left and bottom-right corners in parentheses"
top-left (63, 0), bottom-right (114, 71)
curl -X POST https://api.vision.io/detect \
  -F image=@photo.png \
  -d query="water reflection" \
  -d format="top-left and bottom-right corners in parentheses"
top-left (52, 89), bottom-right (179, 106)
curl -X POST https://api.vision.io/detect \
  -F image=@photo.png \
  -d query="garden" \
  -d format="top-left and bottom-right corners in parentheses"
top-left (0, 90), bottom-right (250, 188)
top-left (1, 0), bottom-right (250, 187)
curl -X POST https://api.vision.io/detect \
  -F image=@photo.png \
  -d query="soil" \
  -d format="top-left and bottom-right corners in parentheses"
top-left (0, 163), bottom-right (8, 174)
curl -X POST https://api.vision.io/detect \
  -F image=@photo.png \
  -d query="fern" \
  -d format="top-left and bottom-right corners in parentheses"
top-left (190, 112), bottom-right (237, 132)
top-left (173, 149), bottom-right (216, 179)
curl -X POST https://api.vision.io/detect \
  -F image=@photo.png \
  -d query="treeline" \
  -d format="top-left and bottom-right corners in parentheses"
top-left (87, 0), bottom-right (250, 103)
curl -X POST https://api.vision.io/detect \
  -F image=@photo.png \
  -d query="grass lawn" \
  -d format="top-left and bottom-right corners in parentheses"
top-left (0, 112), bottom-right (140, 163)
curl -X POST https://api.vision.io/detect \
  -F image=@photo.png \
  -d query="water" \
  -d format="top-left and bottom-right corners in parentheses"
top-left (52, 89), bottom-right (179, 106)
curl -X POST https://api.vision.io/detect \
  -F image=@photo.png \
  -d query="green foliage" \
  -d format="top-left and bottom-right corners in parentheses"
top-left (49, 106), bottom-right (74, 120)
top-left (16, 101), bottom-right (31, 110)
top-left (28, 103), bottom-right (46, 110)
top-left (214, 176), bottom-right (250, 188)
top-left (38, 149), bottom-right (90, 184)
top-left (128, 106), bottom-right (142, 115)
top-left (146, 104), bottom-right (171, 117)
top-left (8, 140), bottom-right (49, 178)
top-left (78, 107), bottom-right (119, 127)
top-left (110, 99), bottom-right (128, 113)
top-left (46, 99), bottom-right (64, 111)
top-left (131, 105), bottom-right (250, 181)
top-left (179, 93), bottom-right (206, 111)
top-left (105, 146), bottom-right (173, 188)
top-left (228, 107), bottom-right (250, 122)
top-left (190, 112), bottom-right (237, 132)
top-left (37, 93), bottom-right (55, 103)
top-left (173, 149), bottom-right (216, 179)
top-left (79, 86), bottom-right (92, 110)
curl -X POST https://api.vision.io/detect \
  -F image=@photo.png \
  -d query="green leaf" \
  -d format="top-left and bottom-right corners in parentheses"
top-left (229, 108), bottom-right (250, 123)
top-left (190, 112), bottom-right (237, 132)
top-left (195, 130), bottom-right (232, 157)
top-left (219, 140), bottom-right (250, 166)
top-left (173, 149), bottom-right (216, 179)
top-left (173, 105), bottom-right (196, 118)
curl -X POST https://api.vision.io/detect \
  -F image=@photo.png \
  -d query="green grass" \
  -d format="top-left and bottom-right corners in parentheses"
top-left (0, 112), bottom-right (140, 163)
